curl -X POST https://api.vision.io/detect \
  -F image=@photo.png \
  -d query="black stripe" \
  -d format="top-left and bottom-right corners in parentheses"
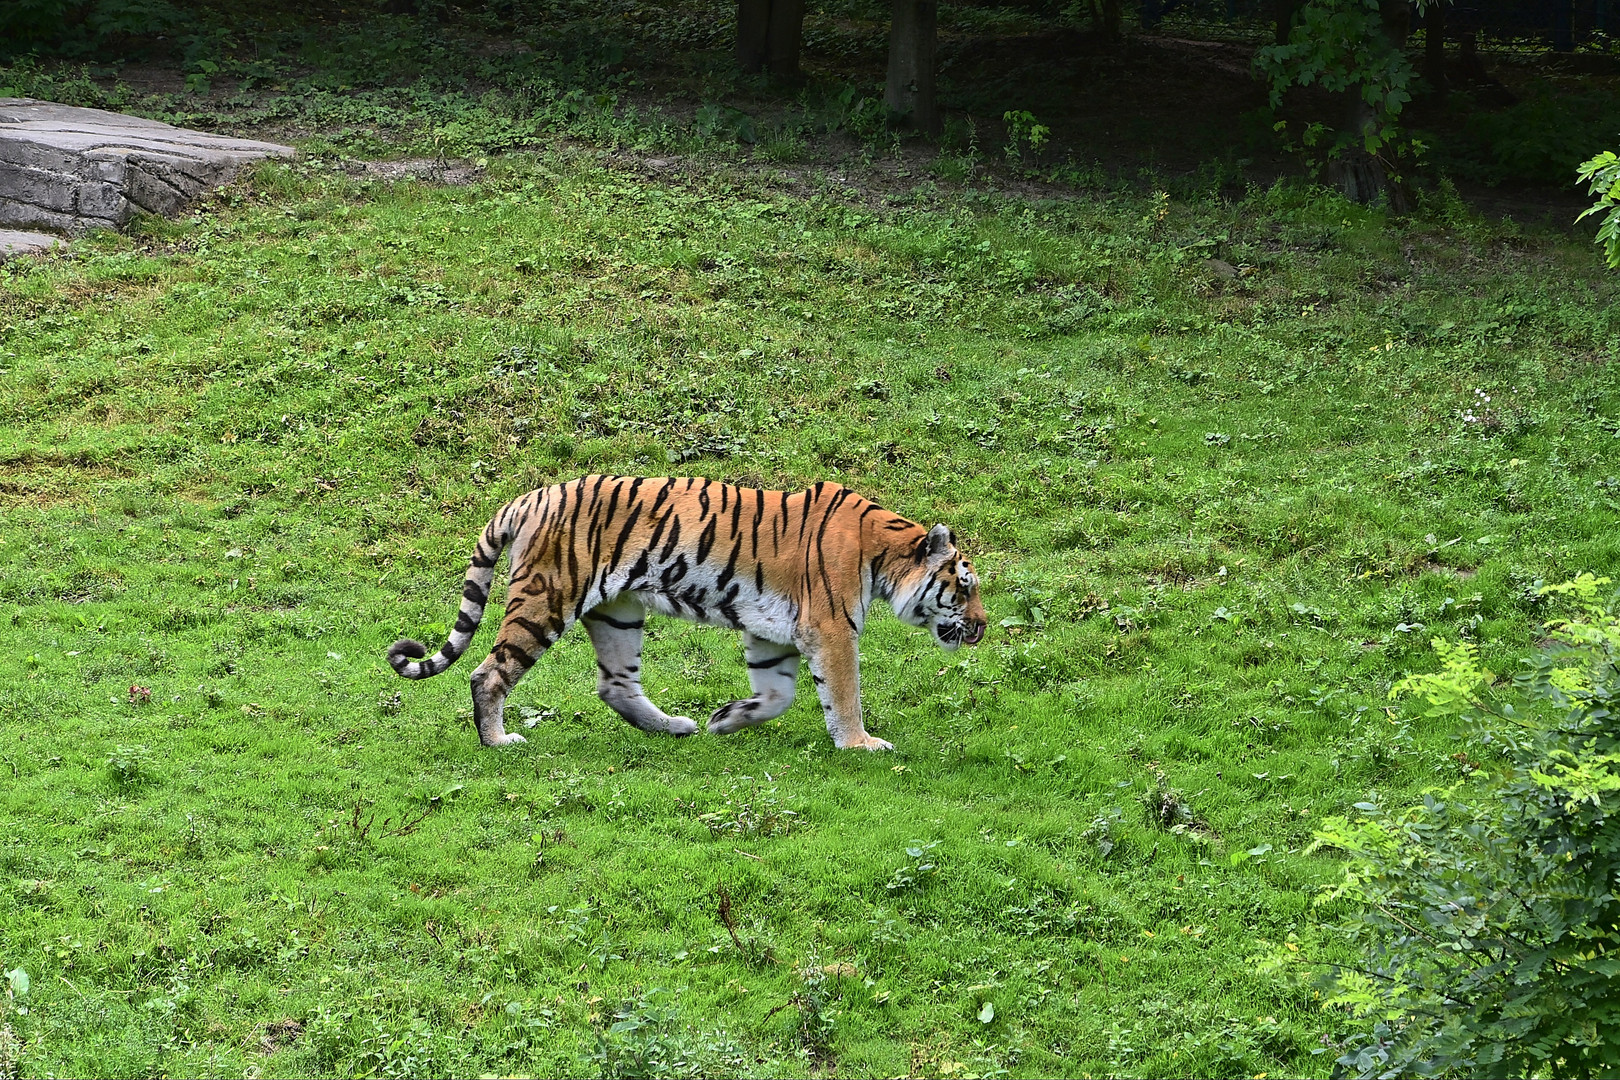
top-left (716, 536), bottom-right (742, 590)
top-left (695, 516), bottom-right (718, 566)
top-left (660, 554), bottom-right (689, 588)
top-left (607, 503), bottom-right (644, 573)
top-left (584, 612), bottom-right (645, 631)
top-left (747, 653), bottom-right (795, 669)
top-left (463, 580), bottom-right (488, 605)
top-left (658, 514), bottom-right (682, 562)
top-left (750, 488), bottom-right (764, 558)
top-left (510, 616), bottom-right (555, 648)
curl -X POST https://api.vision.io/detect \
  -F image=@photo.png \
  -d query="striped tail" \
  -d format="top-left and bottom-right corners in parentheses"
top-left (387, 504), bottom-right (517, 680)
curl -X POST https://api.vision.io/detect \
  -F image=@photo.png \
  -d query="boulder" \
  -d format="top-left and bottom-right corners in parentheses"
top-left (0, 99), bottom-right (293, 234)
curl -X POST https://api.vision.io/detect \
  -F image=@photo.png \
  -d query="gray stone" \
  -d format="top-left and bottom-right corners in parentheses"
top-left (0, 99), bottom-right (293, 234)
top-left (0, 229), bottom-right (62, 258)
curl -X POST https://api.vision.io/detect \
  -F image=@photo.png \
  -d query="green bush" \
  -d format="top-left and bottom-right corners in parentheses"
top-left (1315, 574), bottom-right (1620, 1078)
top-left (1578, 149), bottom-right (1620, 270)
top-left (1455, 90), bottom-right (1620, 187)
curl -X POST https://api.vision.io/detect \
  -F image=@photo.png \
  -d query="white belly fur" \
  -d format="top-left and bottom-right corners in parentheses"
top-left (630, 582), bottom-right (800, 645)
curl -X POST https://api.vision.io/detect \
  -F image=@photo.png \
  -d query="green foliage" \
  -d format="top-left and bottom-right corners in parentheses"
top-left (1315, 575), bottom-right (1620, 1077)
top-left (1254, 0), bottom-right (1418, 162)
top-left (593, 990), bottom-right (749, 1079)
top-left (0, 0), bottom-right (191, 61)
top-left (1446, 89), bottom-right (1620, 188)
top-left (1578, 149), bottom-right (1620, 270)
top-left (1002, 110), bottom-right (1051, 166)
top-left (0, 56), bottom-right (132, 109)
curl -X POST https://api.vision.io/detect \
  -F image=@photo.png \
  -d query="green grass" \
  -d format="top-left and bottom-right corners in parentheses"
top-left (1, 149), bottom-right (1618, 1078)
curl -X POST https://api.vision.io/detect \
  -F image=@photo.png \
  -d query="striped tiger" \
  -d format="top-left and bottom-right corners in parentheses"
top-left (387, 475), bottom-right (986, 750)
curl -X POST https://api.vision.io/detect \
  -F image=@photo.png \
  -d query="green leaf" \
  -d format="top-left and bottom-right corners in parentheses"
top-left (5, 968), bottom-right (28, 997)
top-left (978, 1000), bottom-right (995, 1024)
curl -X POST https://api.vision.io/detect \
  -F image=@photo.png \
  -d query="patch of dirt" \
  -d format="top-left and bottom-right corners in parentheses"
top-left (1419, 559), bottom-right (1479, 579)
top-left (342, 158), bottom-right (484, 185)
top-left (257, 1017), bottom-right (304, 1054)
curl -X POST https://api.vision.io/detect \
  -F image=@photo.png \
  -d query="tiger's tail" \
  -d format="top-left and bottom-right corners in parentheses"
top-left (387, 503), bottom-right (518, 680)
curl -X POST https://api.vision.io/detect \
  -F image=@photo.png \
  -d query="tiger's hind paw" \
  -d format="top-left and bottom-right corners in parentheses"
top-left (482, 731), bottom-right (527, 747)
top-left (666, 716), bottom-right (698, 737)
top-left (707, 699), bottom-right (767, 735)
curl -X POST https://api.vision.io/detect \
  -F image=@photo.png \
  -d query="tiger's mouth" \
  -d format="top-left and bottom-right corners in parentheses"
top-left (938, 618), bottom-right (987, 648)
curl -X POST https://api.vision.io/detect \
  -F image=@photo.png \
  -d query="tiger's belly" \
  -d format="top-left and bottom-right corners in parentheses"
top-left (632, 586), bottom-right (800, 645)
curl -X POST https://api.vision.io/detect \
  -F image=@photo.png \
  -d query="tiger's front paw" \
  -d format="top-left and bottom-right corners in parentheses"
top-left (838, 734), bottom-right (893, 751)
top-left (666, 716), bottom-right (698, 737)
top-left (482, 732), bottom-right (528, 747)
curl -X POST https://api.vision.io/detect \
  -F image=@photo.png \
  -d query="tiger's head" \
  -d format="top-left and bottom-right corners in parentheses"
top-left (896, 524), bottom-right (987, 651)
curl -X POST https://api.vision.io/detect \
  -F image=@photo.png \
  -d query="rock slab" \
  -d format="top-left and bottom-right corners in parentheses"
top-left (0, 99), bottom-right (294, 233)
top-left (0, 229), bottom-right (63, 258)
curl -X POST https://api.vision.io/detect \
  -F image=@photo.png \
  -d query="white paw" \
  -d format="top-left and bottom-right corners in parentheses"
top-left (485, 731), bottom-right (527, 747)
top-left (839, 734), bottom-right (893, 751)
top-left (666, 716), bottom-right (698, 737)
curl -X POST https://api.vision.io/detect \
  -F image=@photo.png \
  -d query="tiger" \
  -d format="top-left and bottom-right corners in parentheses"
top-left (387, 475), bottom-right (987, 750)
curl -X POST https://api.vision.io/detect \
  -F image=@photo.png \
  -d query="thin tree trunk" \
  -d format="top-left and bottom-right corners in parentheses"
top-left (737, 0), bottom-right (770, 73)
top-left (1425, 1), bottom-right (1447, 99)
top-left (1098, 0), bottom-right (1123, 39)
top-left (884, 0), bottom-right (938, 133)
top-left (766, 0), bottom-right (806, 79)
top-left (1272, 0), bottom-right (1301, 45)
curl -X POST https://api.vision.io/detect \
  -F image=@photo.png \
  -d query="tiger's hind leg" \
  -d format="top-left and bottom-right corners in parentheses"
top-left (583, 594), bottom-right (697, 737)
top-left (708, 633), bottom-right (801, 735)
top-left (469, 590), bottom-right (569, 747)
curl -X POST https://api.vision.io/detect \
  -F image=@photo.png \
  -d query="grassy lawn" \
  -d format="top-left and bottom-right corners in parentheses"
top-left (1, 147), bottom-right (1617, 1077)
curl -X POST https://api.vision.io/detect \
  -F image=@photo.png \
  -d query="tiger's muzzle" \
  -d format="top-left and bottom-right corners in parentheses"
top-left (938, 617), bottom-right (987, 649)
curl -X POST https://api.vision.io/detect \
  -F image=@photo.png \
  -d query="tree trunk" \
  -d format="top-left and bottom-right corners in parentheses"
top-left (1552, 0), bottom-right (1573, 51)
top-left (1328, 94), bottom-right (1410, 211)
top-left (884, 0), bottom-right (938, 133)
top-left (1424, 0), bottom-right (1447, 99)
top-left (766, 0), bottom-right (806, 79)
top-left (737, 0), bottom-right (770, 73)
top-left (1272, 0), bottom-right (1301, 45)
top-left (1330, 2), bottom-right (1412, 208)
top-left (1097, 0), bottom-right (1123, 39)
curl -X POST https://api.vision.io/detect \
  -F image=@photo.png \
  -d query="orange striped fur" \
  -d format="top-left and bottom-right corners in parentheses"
top-left (388, 475), bottom-right (986, 750)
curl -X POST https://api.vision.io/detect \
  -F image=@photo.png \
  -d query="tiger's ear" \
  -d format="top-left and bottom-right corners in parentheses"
top-left (925, 524), bottom-right (953, 560)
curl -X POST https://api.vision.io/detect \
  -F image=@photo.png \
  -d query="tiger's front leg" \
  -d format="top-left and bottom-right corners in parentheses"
top-left (709, 632), bottom-right (801, 735)
top-left (802, 629), bottom-right (891, 751)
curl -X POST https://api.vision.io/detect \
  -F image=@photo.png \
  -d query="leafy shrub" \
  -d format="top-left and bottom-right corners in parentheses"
top-left (1455, 90), bottom-right (1620, 187)
top-left (1314, 574), bottom-right (1620, 1078)
top-left (0, 0), bottom-right (190, 61)
top-left (592, 989), bottom-right (747, 1079)
top-left (1254, 0), bottom-right (1417, 161)
top-left (1578, 149), bottom-right (1620, 270)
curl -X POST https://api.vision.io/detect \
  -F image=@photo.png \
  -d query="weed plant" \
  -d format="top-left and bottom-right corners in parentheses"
top-left (0, 145), bottom-right (1617, 1076)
